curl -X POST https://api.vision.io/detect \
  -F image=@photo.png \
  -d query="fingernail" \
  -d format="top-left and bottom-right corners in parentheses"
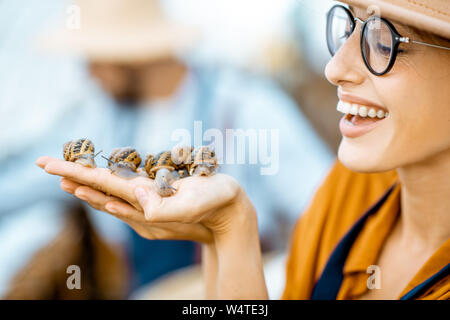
top-left (134, 187), bottom-right (149, 204)
top-left (60, 180), bottom-right (72, 192)
top-left (36, 158), bottom-right (44, 167)
top-left (105, 203), bottom-right (117, 214)
top-left (75, 190), bottom-right (87, 201)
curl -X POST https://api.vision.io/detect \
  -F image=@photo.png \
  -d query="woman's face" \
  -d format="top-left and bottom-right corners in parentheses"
top-left (325, 6), bottom-right (450, 172)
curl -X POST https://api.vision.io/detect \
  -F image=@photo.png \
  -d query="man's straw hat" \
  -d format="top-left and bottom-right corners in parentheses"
top-left (338, 0), bottom-right (450, 39)
top-left (39, 0), bottom-right (199, 62)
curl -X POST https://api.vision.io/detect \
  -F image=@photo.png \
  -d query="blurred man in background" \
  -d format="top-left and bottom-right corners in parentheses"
top-left (0, 0), bottom-right (332, 297)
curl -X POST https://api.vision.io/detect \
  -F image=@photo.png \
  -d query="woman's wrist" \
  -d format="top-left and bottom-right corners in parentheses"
top-left (203, 186), bottom-right (256, 237)
top-left (212, 191), bottom-right (268, 299)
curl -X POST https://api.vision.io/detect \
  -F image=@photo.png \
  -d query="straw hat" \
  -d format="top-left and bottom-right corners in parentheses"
top-left (39, 0), bottom-right (199, 62)
top-left (338, 0), bottom-right (450, 39)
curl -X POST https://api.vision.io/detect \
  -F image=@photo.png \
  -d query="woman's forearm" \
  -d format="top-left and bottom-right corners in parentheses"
top-left (202, 242), bottom-right (219, 299)
top-left (213, 194), bottom-right (268, 300)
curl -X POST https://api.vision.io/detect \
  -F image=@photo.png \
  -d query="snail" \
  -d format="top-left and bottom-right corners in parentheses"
top-left (171, 145), bottom-right (194, 178)
top-left (103, 147), bottom-right (142, 178)
top-left (190, 146), bottom-right (218, 176)
top-left (63, 138), bottom-right (101, 168)
top-left (144, 151), bottom-right (180, 197)
top-left (142, 145), bottom-right (218, 196)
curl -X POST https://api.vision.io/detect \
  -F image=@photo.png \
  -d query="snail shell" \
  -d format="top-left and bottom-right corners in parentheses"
top-left (171, 145), bottom-right (193, 170)
top-left (106, 147), bottom-right (142, 178)
top-left (189, 146), bottom-right (218, 176)
top-left (144, 154), bottom-right (157, 179)
top-left (145, 151), bottom-right (176, 176)
top-left (144, 151), bottom-right (180, 197)
top-left (63, 138), bottom-right (97, 168)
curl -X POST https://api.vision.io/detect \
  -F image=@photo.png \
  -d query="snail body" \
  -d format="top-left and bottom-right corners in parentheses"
top-left (144, 151), bottom-right (180, 197)
top-left (63, 138), bottom-right (98, 168)
top-left (154, 168), bottom-right (179, 197)
top-left (105, 147), bottom-right (142, 178)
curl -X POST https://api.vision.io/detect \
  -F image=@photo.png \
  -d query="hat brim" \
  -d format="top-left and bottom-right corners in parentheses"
top-left (38, 23), bottom-right (199, 62)
top-left (338, 0), bottom-right (450, 39)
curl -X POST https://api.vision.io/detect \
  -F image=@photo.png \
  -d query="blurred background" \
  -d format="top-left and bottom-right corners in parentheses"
top-left (0, 0), bottom-right (340, 299)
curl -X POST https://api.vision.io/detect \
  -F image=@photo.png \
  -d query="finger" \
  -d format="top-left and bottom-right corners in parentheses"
top-left (104, 201), bottom-right (146, 223)
top-left (36, 156), bottom-right (56, 169)
top-left (134, 186), bottom-right (163, 221)
top-left (134, 182), bottom-right (198, 223)
top-left (43, 158), bottom-right (143, 206)
top-left (134, 183), bottom-right (204, 223)
top-left (60, 178), bottom-right (82, 194)
top-left (135, 174), bottom-right (239, 224)
top-left (74, 186), bottom-right (146, 222)
top-left (104, 201), bottom-right (213, 242)
top-left (75, 185), bottom-right (121, 209)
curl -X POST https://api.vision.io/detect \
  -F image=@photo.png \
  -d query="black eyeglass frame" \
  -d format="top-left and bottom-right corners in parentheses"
top-left (326, 4), bottom-right (450, 76)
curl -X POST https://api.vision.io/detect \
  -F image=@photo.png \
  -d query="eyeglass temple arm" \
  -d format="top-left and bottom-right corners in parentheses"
top-left (398, 37), bottom-right (450, 51)
top-left (351, 15), bottom-right (449, 51)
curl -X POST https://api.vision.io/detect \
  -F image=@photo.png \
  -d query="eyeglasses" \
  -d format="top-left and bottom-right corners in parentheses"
top-left (326, 4), bottom-right (450, 76)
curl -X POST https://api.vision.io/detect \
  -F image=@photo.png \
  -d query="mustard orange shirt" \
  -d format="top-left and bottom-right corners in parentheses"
top-left (282, 161), bottom-right (449, 300)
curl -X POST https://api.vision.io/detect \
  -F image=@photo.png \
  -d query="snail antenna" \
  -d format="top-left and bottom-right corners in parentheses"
top-left (101, 155), bottom-right (114, 164)
top-left (162, 176), bottom-right (177, 192)
top-left (102, 155), bottom-right (116, 173)
top-left (94, 150), bottom-right (103, 158)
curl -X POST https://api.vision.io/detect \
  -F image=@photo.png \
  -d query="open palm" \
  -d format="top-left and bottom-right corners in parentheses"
top-left (37, 156), bottom-right (242, 244)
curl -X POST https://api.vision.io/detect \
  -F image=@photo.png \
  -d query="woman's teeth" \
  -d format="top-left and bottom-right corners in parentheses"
top-left (336, 101), bottom-right (389, 119)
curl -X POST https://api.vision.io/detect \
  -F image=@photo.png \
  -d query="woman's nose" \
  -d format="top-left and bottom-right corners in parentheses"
top-left (324, 29), bottom-right (366, 88)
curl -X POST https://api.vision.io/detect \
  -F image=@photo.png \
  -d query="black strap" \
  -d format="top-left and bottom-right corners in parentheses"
top-left (311, 184), bottom-right (396, 300)
top-left (400, 263), bottom-right (450, 300)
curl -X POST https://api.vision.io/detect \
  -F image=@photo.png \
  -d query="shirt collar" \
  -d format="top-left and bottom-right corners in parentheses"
top-left (343, 183), bottom-right (401, 274)
top-left (342, 182), bottom-right (450, 299)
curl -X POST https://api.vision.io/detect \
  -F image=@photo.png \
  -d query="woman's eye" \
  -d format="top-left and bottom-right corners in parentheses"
top-left (376, 42), bottom-right (391, 55)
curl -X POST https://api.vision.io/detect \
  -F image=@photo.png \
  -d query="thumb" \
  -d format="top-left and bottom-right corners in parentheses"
top-left (134, 186), bottom-right (161, 221)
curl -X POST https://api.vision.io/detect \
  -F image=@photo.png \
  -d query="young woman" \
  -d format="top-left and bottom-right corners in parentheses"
top-left (37, 0), bottom-right (450, 299)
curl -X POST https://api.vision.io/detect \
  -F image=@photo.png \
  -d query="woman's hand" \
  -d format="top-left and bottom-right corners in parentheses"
top-left (58, 177), bottom-right (214, 243)
top-left (36, 156), bottom-right (268, 299)
top-left (36, 156), bottom-right (246, 243)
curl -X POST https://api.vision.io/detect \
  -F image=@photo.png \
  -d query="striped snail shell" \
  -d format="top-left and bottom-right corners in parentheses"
top-left (144, 154), bottom-right (157, 179)
top-left (146, 151), bottom-right (177, 175)
top-left (189, 146), bottom-right (218, 176)
top-left (63, 138), bottom-right (98, 168)
top-left (144, 151), bottom-right (179, 197)
top-left (104, 147), bottom-right (142, 178)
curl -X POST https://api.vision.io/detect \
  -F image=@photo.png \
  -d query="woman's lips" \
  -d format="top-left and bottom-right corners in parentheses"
top-left (336, 100), bottom-right (389, 138)
top-left (338, 90), bottom-right (388, 112)
top-left (339, 113), bottom-right (386, 138)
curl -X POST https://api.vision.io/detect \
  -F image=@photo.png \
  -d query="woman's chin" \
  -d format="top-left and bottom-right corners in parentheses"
top-left (337, 138), bottom-right (392, 173)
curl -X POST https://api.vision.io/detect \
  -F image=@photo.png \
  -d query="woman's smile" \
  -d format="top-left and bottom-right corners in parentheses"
top-left (337, 91), bottom-right (389, 138)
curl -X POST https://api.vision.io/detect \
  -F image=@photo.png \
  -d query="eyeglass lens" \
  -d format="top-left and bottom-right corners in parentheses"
top-left (362, 19), bottom-right (394, 74)
top-left (327, 6), bottom-right (395, 74)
